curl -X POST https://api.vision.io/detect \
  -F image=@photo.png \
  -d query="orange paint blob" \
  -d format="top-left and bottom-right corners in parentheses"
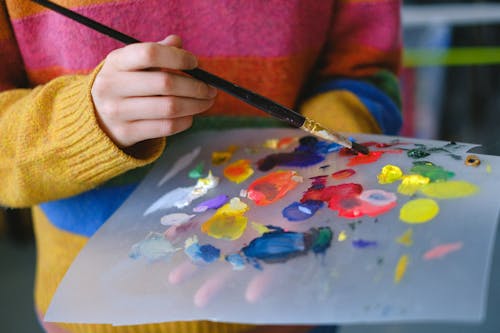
top-left (223, 159), bottom-right (254, 184)
top-left (247, 170), bottom-right (300, 205)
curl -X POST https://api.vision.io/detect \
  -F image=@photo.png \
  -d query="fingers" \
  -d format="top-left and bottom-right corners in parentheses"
top-left (245, 268), bottom-right (276, 304)
top-left (168, 261), bottom-right (199, 285)
top-left (96, 70), bottom-right (217, 99)
top-left (193, 269), bottom-right (233, 308)
top-left (106, 40), bottom-right (197, 71)
top-left (107, 116), bottom-right (194, 147)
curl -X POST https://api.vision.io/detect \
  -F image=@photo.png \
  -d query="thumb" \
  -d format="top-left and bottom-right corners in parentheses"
top-left (157, 34), bottom-right (183, 48)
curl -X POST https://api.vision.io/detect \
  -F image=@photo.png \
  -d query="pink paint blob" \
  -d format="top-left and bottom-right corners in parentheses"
top-left (423, 242), bottom-right (463, 260)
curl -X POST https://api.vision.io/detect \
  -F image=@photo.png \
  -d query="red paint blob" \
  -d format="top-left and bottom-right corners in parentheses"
top-left (331, 168), bottom-right (356, 180)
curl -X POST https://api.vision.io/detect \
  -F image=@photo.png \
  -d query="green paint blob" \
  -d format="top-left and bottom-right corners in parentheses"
top-left (189, 162), bottom-right (204, 178)
top-left (410, 161), bottom-right (455, 182)
top-left (407, 149), bottom-right (430, 159)
top-left (311, 227), bottom-right (333, 254)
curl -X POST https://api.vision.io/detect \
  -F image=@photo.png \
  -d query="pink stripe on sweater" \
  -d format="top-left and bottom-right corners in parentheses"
top-left (330, 0), bottom-right (401, 51)
top-left (13, 0), bottom-right (332, 70)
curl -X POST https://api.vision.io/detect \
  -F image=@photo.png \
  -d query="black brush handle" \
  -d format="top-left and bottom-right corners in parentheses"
top-left (31, 0), bottom-right (306, 128)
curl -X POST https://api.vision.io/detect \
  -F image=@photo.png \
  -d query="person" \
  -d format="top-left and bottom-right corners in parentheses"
top-left (0, 0), bottom-right (403, 332)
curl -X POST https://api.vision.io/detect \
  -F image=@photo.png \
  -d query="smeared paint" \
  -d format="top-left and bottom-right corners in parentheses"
top-left (423, 242), bottom-right (463, 260)
top-left (347, 149), bottom-right (402, 167)
top-left (352, 239), bottom-right (378, 248)
top-left (223, 159), bottom-right (254, 184)
top-left (212, 145), bottom-right (238, 165)
top-left (397, 174), bottom-right (430, 196)
top-left (174, 171), bottom-right (219, 208)
top-left (410, 161), bottom-right (455, 182)
top-left (144, 186), bottom-right (194, 216)
top-left (160, 213), bottom-right (195, 226)
top-left (396, 228), bottom-right (413, 247)
top-left (394, 255), bottom-right (409, 283)
top-left (377, 165), bottom-right (403, 184)
top-left (193, 194), bottom-right (229, 213)
top-left (338, 230), bottom-right (347, 242)
top-left (282, 200), bottom-right (324, 222)
top-left (184, 235), bottom-right (221, 264)
top-left (129, 232), bottom-right (180, 261)
top-left (225, 253), bottom-right (246, 270)
top-left (263, 137), bottom-right (297, 150)
top-left (400, 198), bottom-right (439, 224)
top-left (188, 161), bottom-right (204, 178)
top-left (201, 197), bottom-right (248, 240)
top-left (158, 147), bottom-right (201, 186)
top-left (164, 220), bottom-right (197, 240)
top-left (407, 149), bottom-right (430, 159)
top-left (251, 222), bottom-right (272, 235)
top-left (332, 168), bottom-right (356, 180)
top-left (420, 180), bottom-right (479, 199)
top-left (231, 226), bottom-right (333, 269)
top-left (257, 136), bottom-right (340, 171)
top-left (247, 170), bottom-right (300, 205)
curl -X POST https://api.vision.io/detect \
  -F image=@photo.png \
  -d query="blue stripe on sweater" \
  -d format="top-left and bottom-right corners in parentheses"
top-left (40, 184), bottom-right (137, 237)
top-left (313, 79), bottom-right (402, 135)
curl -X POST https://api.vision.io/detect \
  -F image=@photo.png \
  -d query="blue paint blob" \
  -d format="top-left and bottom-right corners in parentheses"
top-left (282, 200), bottom-right (324, 221)
top-left (257, 135), bottom-right (341, 171)
top-left (352, 239), bottom-right (378, 248)
top-left (242, 229), bottom-right (306, 262)
top-left (185, 243), bottom-right (221, 264)
top-left (225, 253), bottom-right (246, 270)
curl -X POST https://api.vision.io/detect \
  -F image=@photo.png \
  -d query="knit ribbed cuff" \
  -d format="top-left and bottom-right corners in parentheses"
top-left (51, 64), bottom-right (166, 189)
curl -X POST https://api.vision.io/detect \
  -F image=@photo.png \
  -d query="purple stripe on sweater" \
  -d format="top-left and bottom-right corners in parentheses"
top-left (13, 0), bottom-right (333, 70)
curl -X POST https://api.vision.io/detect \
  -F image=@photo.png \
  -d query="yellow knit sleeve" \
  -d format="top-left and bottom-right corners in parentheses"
top-left (0, 65), bottom-right (165, 208)
top-left (300, 90), bottom-right (382, 135)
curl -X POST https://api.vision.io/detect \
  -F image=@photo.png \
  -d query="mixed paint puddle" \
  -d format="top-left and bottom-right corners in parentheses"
top-left (131, 135), bottom-right (482, 286)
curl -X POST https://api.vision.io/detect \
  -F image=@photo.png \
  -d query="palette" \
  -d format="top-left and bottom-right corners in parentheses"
top-left (45, 128), bottom-right (500, 326)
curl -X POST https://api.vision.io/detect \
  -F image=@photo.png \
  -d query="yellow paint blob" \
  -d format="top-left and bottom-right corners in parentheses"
top-left (338, 230), bottom-right (347, 242)
top-left (211, 145), bottom-right (238, 165)
top-left (377, 164), bottom-right (403, 184)
top-left (486, 164), bottom-right (492, 173)
top-left (396, 228), bottom-right (413, 246)
top-left (251, 222), bottom-right (271, 235)
top-left (394, 254), bottom-right (409, 283)
top-left (223, 159), bottom-right (254, 184)
top-left (420, 180), bottom-right (479, 199)
top-left (201, 198), bottom-right (248, 240)
top-left (397, 174), bottom-right (430, 196)
top-left (399, 198), bottom-right (439, 224)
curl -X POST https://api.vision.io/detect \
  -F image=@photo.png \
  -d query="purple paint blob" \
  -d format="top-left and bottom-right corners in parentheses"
top-left (352, 239), bottom-right (378, 248)
top-left (193, 194), bottom-right (229, 212)
top-left (282, 200), bottom-right (324, 221)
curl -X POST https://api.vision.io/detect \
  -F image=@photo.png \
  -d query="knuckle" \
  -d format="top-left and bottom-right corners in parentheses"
top-left (163, 97), bottom-right (176, 116)
top-left (137, 43), bottom-right (158, 65)
top-left (160, 73), bottom-right (175, 93)
top-left (99, 100), bottom-right (120, 119)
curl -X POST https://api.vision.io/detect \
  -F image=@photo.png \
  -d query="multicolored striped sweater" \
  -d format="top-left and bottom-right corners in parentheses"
top-left (0, 1), bottom-right (402, 332)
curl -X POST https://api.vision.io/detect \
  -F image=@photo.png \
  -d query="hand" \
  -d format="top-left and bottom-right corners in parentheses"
top-left (91, 35), bottom-right (217, 148)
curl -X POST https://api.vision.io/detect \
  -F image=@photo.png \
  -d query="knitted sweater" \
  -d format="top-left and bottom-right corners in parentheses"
top-left (0, 1), bottom-right (402, 332)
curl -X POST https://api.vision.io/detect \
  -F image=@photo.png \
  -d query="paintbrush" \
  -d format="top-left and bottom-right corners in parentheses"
top-left (31, 0), bottom-right (369, 155)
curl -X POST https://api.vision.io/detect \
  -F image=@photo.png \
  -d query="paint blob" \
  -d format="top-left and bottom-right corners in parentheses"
top-left (247, 170), bottom-right (300, 205)
top-left (352, 239), bottom-right (378, 248)
top-left (282, 201), bottom-right (324, 222)
top-left (397, 174), bottom-right (430, 196)
top-left (332, 168), bottom-right (356, 180)
top-left (394, 254), bottom-right (409, 283)
top-left (129, 232), bottom-right (180, 261)
top-left (410, 161), bottom-right (455, 182)
top-left (160, 213), bottom-right (195, 226)
top-left (212, 145), bottom-right (238, 165)
top-left (189, 161), bottom-right (205, 178)
top-left (338, 230), bottom-right (347, 242)
top-left (223, 159), bottom-right (254, 184)
top-left (201, 198), bottom-right (249, 240)
top-left (420, 180), bottom-right (479, 199)
top-left (423, 242), bottom-right (463, 260)
top-left (396, 228), bottom-right (413, 247)
top-left (193, 194), bottom-right (229, 213)
top-left (184, 235), bottom-right (221, 264)
top-left (377, 165), bottom-right (403, 184)
top-left (399, 199), bottom-right (439, 224)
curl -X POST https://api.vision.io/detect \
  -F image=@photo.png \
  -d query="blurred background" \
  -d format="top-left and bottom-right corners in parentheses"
top-left (1, 1), bottom-right (499, 332)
